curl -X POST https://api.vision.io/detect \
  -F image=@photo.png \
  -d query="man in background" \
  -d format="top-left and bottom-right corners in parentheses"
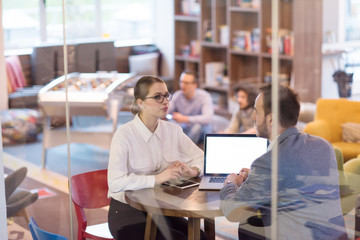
top-left (220, 83), bottom-right (347, 240)
top-left (168, 70), bottom-right (214, 144)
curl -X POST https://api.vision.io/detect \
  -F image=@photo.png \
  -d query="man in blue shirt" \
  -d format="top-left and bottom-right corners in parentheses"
top-left (168, 70), bottom-right (214, 144)
top-left (220, 83), bottom-right (347, 240)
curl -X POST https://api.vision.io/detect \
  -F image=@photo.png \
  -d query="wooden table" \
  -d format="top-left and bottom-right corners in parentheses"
top-left (125, 183), bottom-right (223, 240)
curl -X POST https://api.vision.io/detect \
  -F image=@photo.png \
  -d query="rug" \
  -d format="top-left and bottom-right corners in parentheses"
top-left (7, 221), bottom-right (32, 240)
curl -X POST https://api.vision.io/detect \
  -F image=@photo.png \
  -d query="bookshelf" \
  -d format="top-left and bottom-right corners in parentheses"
top-left (174, 0), bottom-right (201, 91)
top-left (173, 0), bottom-right (322, 115)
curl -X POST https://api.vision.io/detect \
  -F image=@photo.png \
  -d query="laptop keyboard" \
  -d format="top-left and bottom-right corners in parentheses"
top-left (209, 177), bottom-right (226, 183)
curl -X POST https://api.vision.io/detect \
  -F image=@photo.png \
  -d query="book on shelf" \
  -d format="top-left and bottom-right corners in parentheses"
top-left (190, 40), bottom-right (201, 57)
top-left (219, 25), bottom-right (229, 45)
top-left (179, 40), bottom-right (200, 57)
top-left (232, 28), bottom-right (260, 52)
top-left (205, 62), bottom-right (225, 86)
top-left (234, 0), bottom-right (260, 8)
top-left (265, 28), bottom-right (294, 56)
top-left (181, 0), bottom-right (200, 16)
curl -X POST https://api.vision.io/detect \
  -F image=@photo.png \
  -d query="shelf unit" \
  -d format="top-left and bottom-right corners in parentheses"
top-left (174, 0), bottom-right (201, 91)
top-left (173, 0), bottom-right (322, 114)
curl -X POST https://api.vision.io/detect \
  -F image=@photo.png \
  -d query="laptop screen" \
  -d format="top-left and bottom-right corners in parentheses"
top-left (204, 134), bottom-right (268, 175)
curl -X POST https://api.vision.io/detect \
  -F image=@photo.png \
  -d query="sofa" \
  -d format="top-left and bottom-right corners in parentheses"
top-left (334, 147), bottom-right (360, 214)
top-left (303, 98), bottom-right (360, 162)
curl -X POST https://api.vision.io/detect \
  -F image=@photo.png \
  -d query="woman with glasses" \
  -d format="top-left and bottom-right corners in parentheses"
top-left (107, 76), bottom-right (206, 240)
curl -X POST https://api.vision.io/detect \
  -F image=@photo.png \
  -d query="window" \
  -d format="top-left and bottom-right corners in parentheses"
top-left (345, 0), bottom-right (360, 42)
top-left (3, 0), bottom-right (153, 50)
top-left (3, 0), bottom-right (40, 49)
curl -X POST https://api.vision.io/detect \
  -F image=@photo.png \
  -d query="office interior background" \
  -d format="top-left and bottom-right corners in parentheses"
top-left (1, 0), bottom-right (360, 239)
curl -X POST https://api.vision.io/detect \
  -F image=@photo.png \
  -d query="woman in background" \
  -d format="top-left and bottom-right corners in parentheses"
top-left (107, 76), bottom-right (205, 240)
top-left (223, 82), bottom-right (258, 134)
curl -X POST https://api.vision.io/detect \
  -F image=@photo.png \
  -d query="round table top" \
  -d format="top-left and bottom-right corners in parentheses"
top-left (125, 183), bottom-right (223, 219)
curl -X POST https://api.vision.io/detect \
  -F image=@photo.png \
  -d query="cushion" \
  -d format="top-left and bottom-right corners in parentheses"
top-left (299, 102), bottom-right (316, 123)
top-left (128, 52), bottom-right (159, 76)
top-left (1, 109), bottom-right (42, 145)
top-left (342, 122), bottom-right (360, 143)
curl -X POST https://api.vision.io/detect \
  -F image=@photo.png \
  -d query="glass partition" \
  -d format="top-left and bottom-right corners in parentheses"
top-left (2, 0), bottom-right (360, 239)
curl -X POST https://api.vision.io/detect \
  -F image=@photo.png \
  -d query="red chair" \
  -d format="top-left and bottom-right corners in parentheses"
top-left (70, 169), bottom-right (114, 240)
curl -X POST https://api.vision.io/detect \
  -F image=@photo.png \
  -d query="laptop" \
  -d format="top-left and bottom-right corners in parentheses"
top-left (199, 134), bottom-right (269, 190)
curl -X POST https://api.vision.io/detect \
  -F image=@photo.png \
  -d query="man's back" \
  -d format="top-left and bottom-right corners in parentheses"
top-left (223, 127), bottom-right (346, 239)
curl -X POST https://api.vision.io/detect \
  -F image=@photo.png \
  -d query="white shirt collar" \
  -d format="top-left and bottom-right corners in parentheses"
top-left (267, 135), bottom-right (280, 151)
top-left (133, 114), bottom-right (161, 142)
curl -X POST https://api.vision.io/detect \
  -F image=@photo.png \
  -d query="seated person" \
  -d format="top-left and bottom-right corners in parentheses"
top-left (220, 83), bottom-right (347, 240)
top-left (222, 82), bottom-right (258, 134)
top-left (107, 76), bottom-right (206, 240)
top-left (168, 70), bottom-right (214, 144)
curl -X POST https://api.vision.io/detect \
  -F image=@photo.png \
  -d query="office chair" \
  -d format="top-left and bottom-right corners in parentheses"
top-left (5, 167), bottom-right (38, 223)
top-left (70, 169), bottom-right (114, 240)
top-left (29, 216), bottom-right (68, 240)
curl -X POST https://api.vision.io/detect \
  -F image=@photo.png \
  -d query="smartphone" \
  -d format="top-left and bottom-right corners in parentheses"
top-left (166, 114), bottom-right (173, 120)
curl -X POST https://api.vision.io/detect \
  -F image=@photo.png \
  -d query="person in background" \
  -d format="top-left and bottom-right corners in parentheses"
top-left (222, 82), bottom-right (258, 134)
top-left (220, 83), bottom-right (347, 240)
top-left (168, 70), bottom-right (214, 144)
top-left (107, 76), bottom-right (206, 240)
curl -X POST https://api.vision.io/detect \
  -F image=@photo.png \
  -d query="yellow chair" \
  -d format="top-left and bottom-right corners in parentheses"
top-left (303, 98), bottom-right (360, 162)
top-left (334, 147), bottom-right (360, 215)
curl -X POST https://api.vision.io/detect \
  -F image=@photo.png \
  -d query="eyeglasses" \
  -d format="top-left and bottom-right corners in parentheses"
top-left (145, 93), bottom-right (172, 103)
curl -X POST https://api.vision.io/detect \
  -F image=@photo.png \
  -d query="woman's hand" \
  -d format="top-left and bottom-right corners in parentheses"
top-left (174, 161), bottom-right (198, 179)
top-left (155, 162), bottom-right (182, 185)
top-left (154, 161), bottom-right (198, 185)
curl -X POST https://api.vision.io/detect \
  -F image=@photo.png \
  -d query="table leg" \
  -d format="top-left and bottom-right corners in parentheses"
top-left (145, 213), bottom-right (157, 240)
top-left (188, 218), bottom-right (200, 240)
top-left (204, 218), bottom-right (215, 240)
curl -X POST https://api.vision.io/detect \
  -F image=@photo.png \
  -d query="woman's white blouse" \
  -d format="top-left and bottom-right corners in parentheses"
top-left (108, 114), bottom-right (204, 203)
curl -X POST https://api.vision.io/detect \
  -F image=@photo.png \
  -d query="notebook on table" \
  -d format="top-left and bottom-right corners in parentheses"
top-left (199, 134), bottom-right (269, 190)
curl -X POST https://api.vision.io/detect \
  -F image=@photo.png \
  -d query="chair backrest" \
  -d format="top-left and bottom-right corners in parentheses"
top-left (70, 169), bottom-right (110, 209)
top-left (5, 167), bottom-right (27, 200)
top-left (315, 98), bottom-right (360, 142)
top-left (29, 217), bottom-right (68, 240)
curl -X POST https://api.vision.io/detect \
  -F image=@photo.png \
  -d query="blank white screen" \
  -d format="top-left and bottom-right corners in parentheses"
top-left (205, 136), bottom-right (268, 174)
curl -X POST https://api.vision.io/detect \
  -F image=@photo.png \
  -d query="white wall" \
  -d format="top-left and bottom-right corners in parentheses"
top-left (322, 0), bottom-right (340, 43)
top-left (153, 0), bottom-right (174, 78)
